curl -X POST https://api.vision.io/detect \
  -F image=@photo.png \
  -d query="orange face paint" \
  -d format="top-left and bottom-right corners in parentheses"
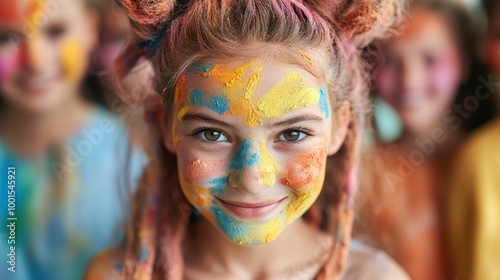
top-left (280, 149), bottom-right (326, 189)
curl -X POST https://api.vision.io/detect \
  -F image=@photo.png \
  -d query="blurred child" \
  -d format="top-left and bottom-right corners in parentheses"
top-left (0, 0), bottom-right (144, 279)
top-left (444, 1), bottom-right (500, 279)
top-left (355, 0), bottom-right (498, 279)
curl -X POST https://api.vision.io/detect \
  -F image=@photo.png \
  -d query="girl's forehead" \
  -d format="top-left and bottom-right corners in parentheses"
top-left (0, 0), bottom-right (85, 27)
top-left (175, 60), bottom-right (331, 126)
top-left (386, 9), bottom-right (457, 52)
top-left (182, 60), bottom-right (323, 97)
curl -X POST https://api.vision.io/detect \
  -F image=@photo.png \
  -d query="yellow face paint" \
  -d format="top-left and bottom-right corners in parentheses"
top-left (60, 38), bottom-right (84, 82)
top-left (175, 60), bottom-right (322, 127)
top-left (258, 139), bottom-right (281, 187)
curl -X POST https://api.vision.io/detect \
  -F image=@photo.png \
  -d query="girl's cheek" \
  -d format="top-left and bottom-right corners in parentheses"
top-left (429, 57), bottom-right (461, 99)
top-left (183, 157), bottom-right (228, 184)
top-left (279, 149), bottom-right (326, 190)
top-left (0, 54), bottom-right (19, 84)
top-left (375, 68), bottom-right (398, 104)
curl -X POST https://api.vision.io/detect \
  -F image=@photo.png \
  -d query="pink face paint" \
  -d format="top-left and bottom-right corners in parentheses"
top-left (0, 55), bottom-right (19, 83)
top-left (0, 1), bottom-right (21, 26)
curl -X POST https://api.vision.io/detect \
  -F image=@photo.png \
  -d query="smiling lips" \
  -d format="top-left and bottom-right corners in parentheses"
top-left (216, 197), bottom-right (287, 219)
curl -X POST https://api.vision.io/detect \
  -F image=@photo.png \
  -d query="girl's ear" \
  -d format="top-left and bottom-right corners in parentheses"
top-left (161, 106), bottom-right (177, 154)
top-left (327, 101), bottom-right (351, 156)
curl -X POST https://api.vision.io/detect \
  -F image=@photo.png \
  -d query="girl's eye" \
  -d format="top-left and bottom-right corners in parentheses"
top-left (424, 55), bottom-right (438, 67)
top-left (278, 130), bottom-right (307, 142)
top-left (47, 25), bottom-right (67, 40)
top-left (199, 129), bottom-right (228, 142)
top-left (0, 32), bottom-right (21, 49)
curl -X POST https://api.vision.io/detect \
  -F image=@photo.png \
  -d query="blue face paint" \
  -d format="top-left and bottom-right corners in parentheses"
top-left (319, 86), bottom-right (331, 118)
top-left (190, 89), bottom-right (229, 115)
top-left (186, 62), bottom-right (216, 75)
top-left (209, 204), bottom-right (251, 242)
top-left (228, 139), bottom-right (259, 171)
top-left (209, 177), bottom-right (228, 196)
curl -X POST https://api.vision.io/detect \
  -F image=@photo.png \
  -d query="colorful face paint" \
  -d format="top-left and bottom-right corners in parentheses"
top-left (174, 59), bottom-right (333, 245)
top-left (176, 61), bottom-right (330, 124)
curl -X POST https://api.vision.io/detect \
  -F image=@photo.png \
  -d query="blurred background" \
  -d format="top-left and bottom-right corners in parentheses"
top-left (0, 0), bottom-right (499, 279)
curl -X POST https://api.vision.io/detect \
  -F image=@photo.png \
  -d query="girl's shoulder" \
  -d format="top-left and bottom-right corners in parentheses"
top-left (341, 240), bottom-right (410, 280)
top-left (85, 246), bottom-right (126, 280)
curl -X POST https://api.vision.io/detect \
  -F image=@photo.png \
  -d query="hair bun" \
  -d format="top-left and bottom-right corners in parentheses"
top-left (335, 0), bottom-right (407, 47)
top-left (120, 0), bottom-right (175, 26)
top-left (117, 0), bottom-right (176, 40)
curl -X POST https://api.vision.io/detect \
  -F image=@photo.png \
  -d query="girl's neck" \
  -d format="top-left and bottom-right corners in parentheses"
top-left (395, 124), bottom-right (464, 158)
top-left (0, 94), bottom-right (92, 158)
top-left (184, 216), bottom-right (331, 278)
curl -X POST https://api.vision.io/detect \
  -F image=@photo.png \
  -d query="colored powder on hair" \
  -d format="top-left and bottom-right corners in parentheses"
top-left (187, 62), bottom-right (216, 75)
top-left (174, 75), bottom-right (188, 107)
top-left (228, 138), bottom-right (259, 171)
top-left (139, 248), bottom-right (148, 261)
top-left (297, 50), bottom-right (313, 65)
top-left (346, 168), bottom-right (357, 196)
top-left (258, 139), bottom-right (281, 187)
top-left (61, 38), bottom-right (84, 82)
top-left (318, 86), bottom-right (331, 118)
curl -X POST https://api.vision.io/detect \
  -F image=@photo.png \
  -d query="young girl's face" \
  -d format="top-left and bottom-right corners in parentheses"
top-left (375, 8), bottom-right (462, 135)
top-left (169, 59), bottom-right (340, 246)
top-left (0, 0), bottom-right (96, 112)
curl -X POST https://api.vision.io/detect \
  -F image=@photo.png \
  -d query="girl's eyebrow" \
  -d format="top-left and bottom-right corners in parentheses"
top-left (269, 114), bottom-right (324, 127)
top-left (182, 113), bottom-right (237, 131)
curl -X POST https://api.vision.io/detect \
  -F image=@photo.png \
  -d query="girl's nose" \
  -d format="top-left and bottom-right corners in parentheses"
top-left (229, 164), bottom-right (268, 194)
top-left (402, 59), bottom-right (425, 92)
top-left (228, 139), bottom-right (278, 194)
top-left (20, 37), bottom-right (47, 74)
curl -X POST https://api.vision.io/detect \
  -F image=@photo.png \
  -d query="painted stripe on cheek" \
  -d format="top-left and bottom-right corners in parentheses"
top-left (258, 140), bottom-right (280, 187)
